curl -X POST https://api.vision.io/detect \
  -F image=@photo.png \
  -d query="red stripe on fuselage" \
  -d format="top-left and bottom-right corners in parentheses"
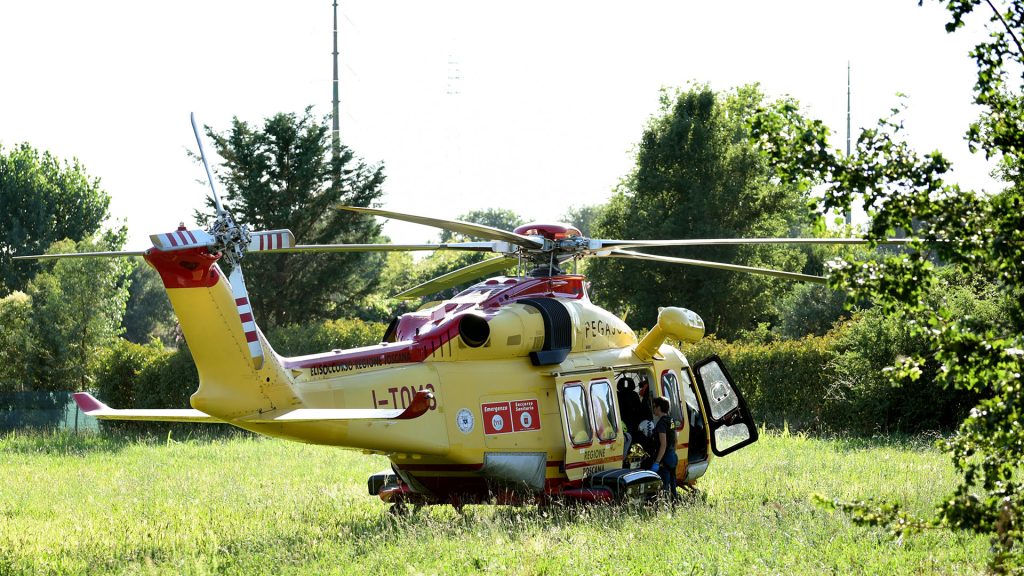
top-left (244, 331), bottom-right (259, 343)
top-left (239, 312), bottom-right (253, 323)
top-left (564, 455), bottom-right (623, 470)
top-left (236, 297), bottom-right (248, 306)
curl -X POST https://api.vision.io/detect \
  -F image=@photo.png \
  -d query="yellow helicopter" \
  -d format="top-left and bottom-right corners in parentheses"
top-left (17, 115), bottom-right (904, 512)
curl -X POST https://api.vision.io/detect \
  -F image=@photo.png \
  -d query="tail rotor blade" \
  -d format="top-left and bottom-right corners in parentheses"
top-left (150, 228), bottom-right (218, 252)
top-left (247, 230), bottom-right (296, 252)
top-left (227, 265), bottom-right (265, 370)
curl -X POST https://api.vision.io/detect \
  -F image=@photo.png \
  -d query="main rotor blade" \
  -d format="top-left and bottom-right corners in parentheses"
top-left (601, 249), bottom-right (827, 284)
top-left (337, 206), bottom-right (543, 250)
top-left (593, 237), bottom-right (914, 251)
top-left (394, 256), bottom-right (517, 300)
top-left (13, 250), bottom-right (146, 261)
top-left (257, 241), bottom-right (498, 254)
top-left (191, 112), bottom-right (225, 218)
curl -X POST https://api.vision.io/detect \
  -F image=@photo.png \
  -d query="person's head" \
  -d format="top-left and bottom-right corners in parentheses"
top-left (653, 396), bottom-right (670, 417)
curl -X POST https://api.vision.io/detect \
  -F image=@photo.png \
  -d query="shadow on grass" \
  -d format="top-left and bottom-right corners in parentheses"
top-left (348, 492), bottom-right (706, 538)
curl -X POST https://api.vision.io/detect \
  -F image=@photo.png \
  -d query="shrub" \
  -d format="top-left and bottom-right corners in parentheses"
top-left (0, 291), bottom-right (32, 393)
top-left (683, 266), bottom-right (1008, 434)
top-left (268, 318), bottom-right (387, 356)
top-left (685, 334), bottom-right (833, 431)
top-left (94, 338), bottom-right (168, 409)
top-left (774, 282), bottom-right (848, 339)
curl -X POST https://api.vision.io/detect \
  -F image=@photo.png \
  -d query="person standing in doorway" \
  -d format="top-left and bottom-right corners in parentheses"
top-left (649, 396), bottom-right (678, 500)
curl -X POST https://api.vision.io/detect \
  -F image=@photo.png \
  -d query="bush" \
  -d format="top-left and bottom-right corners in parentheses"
top-left (133, 345), bottom-right (198, 410)
top-left (94, 338), bottom-right (168, 409)
top-left (774, 282), bottom-right (848, 339)
top-left (268, 318), bottom-right (387, 356)
top-left (0, 291), bottom-right (32, 393)
top-left (683, 266), bottom-right (1009, 434)
top-left (685, 334), bottom-right (833, 431)
top-left (93, 338), bottom-right (181, 433)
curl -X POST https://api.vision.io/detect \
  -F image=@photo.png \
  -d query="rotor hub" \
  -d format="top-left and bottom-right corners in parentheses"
top-left (208, 212), bottom-right (251, 265)
top-left (513, 222), bottom-right (581, 241)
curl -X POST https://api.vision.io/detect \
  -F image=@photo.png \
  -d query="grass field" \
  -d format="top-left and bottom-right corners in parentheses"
top-left (0, 429), bottom-right (988, 575)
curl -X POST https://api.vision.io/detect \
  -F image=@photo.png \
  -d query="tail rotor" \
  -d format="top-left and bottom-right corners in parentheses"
top-left (191, 113), bottom-right (264, 369)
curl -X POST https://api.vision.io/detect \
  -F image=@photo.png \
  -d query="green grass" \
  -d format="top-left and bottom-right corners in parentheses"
top-left (0, 429), bottom-right (988, 575)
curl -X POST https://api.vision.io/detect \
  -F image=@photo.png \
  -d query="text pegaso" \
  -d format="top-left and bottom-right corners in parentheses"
top-left (582, 320), bottom-right (625, 339)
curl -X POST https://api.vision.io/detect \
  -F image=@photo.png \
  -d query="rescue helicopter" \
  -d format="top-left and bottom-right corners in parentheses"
top-left (16, 115), bottom-right (908, 512)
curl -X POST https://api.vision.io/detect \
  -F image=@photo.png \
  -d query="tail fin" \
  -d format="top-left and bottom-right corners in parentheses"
top-left (145, 247), bottom-right (298, 419)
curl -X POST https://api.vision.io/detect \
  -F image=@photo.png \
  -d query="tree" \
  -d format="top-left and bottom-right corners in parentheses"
top-left (751, 1), bottom-right (1024, 569)
top-left (202, 108), bottom-right (386, 328)
top-left (587, 85), bottom-right (812, 337)
top-left (438, 208), bottom-right (525, 242)
top-left (0, 143), bottom-right (111, 294)
top-left (25, 233), bottom-right (133, 392)
top-left (561, 204), bottom-right (605, 238)
top-left (0, 291), bottom-right (32, 392)
top-left (121, 264), bottom-right (176, 346)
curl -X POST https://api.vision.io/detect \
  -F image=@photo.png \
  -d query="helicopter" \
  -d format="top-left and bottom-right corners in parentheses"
top-left (16, 114), bottom-right (909, 512)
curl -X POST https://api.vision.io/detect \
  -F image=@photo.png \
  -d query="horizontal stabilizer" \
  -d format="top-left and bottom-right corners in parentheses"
top-left (72, 393), bottom-right (224, 423)
top-left (242, 390), bottom-right (434, 423)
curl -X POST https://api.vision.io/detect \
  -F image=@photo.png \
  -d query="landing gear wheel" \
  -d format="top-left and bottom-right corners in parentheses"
top-left (678, 484), bottom-right (705, 504)
top-left (388, 501), bottom-right (409, 517)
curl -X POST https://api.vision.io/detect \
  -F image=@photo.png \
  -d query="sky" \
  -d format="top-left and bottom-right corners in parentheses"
top-left (0, 0), bottom-right (1000, 249)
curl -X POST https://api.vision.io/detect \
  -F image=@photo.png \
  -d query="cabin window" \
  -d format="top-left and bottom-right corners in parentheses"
top-left (589, 379), bottom-right (618, 442)
top-left (660, 371), bottom-right (685, 430)
top-left (562, 384), bottom-right (593, 446)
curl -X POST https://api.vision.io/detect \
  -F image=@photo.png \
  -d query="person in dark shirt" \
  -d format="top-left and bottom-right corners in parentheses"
top-left (649, 396), bottom-right (678, 500)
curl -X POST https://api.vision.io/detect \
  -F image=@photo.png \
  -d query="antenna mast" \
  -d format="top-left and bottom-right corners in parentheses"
top-left (332, 0), bottom-right (341, 174)
top-left (845, 61), bottom-right (852, 227)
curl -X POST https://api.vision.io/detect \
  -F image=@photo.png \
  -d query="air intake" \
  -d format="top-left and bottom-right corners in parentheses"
top-left (519, 298), bottom-right (572, 366)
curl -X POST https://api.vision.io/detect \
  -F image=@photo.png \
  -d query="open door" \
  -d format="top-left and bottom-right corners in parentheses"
top-left (692, 355), bottom-right (758, 457)
top-left (555, 370), bottom-right (623, 481)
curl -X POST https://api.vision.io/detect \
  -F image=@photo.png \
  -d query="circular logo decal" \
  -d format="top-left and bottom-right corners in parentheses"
top-left (456, 408), bottom-right (474, 434)
top-left (491, 414), bottom-right (505, 431)
top-left (519, 411), bottom-right (533, 429)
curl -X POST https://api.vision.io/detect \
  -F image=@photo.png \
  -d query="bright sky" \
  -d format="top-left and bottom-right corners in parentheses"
top-left (0, 0), bottom-right (999, 248)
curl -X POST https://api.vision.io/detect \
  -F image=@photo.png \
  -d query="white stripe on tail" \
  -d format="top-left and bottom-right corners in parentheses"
top-left (228, 265), bottom-right (264, 370)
